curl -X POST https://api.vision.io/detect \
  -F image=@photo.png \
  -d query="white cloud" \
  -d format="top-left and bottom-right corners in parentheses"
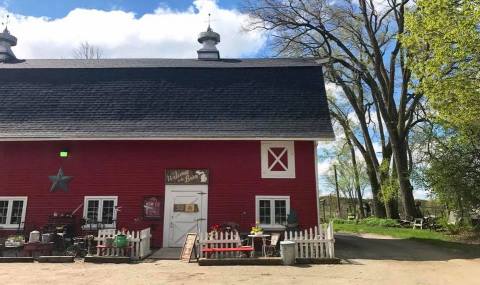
top-left (0, 0), bottom-right (266, 59)
top-left (317, 159), bottom-right (332, 176)
top-left (325, 82), bottom-right (342, 98)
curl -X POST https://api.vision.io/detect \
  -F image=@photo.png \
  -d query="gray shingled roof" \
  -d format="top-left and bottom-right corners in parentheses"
top-left (0, 58), bottom-right (334, 140)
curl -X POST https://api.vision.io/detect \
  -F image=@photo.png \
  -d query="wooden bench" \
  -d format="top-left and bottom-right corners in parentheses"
top-left (201, 246), bottom-right (254, 258)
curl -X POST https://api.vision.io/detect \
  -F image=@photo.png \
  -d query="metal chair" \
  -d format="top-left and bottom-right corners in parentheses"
top-left (265, 233), bottom-right (281, 257)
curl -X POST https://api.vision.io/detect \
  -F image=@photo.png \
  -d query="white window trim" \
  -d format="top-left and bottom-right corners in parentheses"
top-left (255, 195), bottom-right (290, 230)
top-left (0, 196), bottom-right (28, 229)
top-left (83, 196), bottom-right (118, 229)
top-left (261, 141), bottom-right (296, 178)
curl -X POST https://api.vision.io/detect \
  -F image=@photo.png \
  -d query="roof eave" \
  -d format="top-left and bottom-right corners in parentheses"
top-left (0, 136), bottom-right (335, 142)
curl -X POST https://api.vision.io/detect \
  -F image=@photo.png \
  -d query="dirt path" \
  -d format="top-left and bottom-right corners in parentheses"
top-left (1, 233), bottom-right (479, 285)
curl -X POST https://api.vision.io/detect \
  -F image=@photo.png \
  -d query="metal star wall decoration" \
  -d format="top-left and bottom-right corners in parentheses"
top-left (49, 168), bottom-right (73, 192)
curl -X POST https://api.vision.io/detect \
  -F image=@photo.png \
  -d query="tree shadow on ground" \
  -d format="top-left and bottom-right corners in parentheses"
top-left (335, 233), bottom-right (480, 261)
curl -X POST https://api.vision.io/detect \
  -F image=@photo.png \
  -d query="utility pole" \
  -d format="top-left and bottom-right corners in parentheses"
top-left (334, 164), bottom-right (342, 218)
top-left (329, 194), bottom-right (333, 219)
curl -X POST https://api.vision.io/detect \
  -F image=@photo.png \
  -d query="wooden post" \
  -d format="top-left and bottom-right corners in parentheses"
top-left (322, 199), bottom-right (326, 222)
top-left (334, 164), bottom-right (342, 218)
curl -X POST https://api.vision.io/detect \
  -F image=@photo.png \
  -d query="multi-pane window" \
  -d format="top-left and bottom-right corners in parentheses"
top-left (256, 196), bottom-right (290, 228)
top-left (0, 197), bottom-right (28, 229)
top-left (10, 201), bottom-right (24, 225)
top-left (274, 200), bottom-right (287, 225)
top-left (83, 196), bottom-right (117, 228)
top-left (0, 201), bottom-right (8, 224)
top-left (259, 200), bottom-right (271, 224)
top-left (102, 200), bottom-right (115, 225)
top-left (86, 200), bottom-right (99, 223)
top-left (261, 141), bottom-right (296, 178)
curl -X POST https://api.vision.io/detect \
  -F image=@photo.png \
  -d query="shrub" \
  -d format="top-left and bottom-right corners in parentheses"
top-left (361, 217), bottom-right (400, 227)
top-left (331, 218), bottom-right (355, 225)
top-left (332, 217), bottom-right (399, 227)
top-left (433, 216), bottom-right (476, 235)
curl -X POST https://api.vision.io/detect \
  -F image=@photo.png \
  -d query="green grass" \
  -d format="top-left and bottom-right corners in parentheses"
top-left (334, 223), bottom-right (451, 241)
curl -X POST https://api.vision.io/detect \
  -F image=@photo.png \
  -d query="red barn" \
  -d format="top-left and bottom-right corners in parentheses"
top-left (0, 26), bottom-right (333, 248)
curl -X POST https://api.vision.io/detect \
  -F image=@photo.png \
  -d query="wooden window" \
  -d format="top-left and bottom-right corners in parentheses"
top-left (261, 141), bottom-right (296, 178)
top-left (83, 196), bottom-right (118, 229)
top-left (255, 196), bottom-right (290, 229)
top-left (0, 197), bottom-right (28, 229)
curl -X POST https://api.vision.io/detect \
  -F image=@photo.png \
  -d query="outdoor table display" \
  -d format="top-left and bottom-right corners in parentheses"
top-left (23, 242), bottom-right (54, 257)
top-left (4, 237), bottom-right (25, 257)
top-left (247, 234), bottom-right (270, 257)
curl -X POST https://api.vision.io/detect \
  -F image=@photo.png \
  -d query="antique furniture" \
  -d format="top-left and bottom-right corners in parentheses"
top-left (248, 234), bottom-right (271, 257)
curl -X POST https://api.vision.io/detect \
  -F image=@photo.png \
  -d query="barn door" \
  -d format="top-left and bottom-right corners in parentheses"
top-left (163, 185), bottom-right (208, 248)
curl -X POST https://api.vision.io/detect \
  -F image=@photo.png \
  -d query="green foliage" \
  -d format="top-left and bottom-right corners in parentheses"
top-left (424, 134), bottom-right (480, 212)
top-left (379, 160), bottom-right (399, 203)
top-left (436, 216), bottom-right (474, 235)
top-left (324, 140), bottom-right (369, 201)
top-left (361, 217), bottom-right (400, 228)
top-left (404, 0), bottom-right (480, 214)
top-left (403, 0), bottom-right (480, 134)
top-left (330, 218), bottom-right (355, 225)
top-left (287, 209), bottom-right (298, 225)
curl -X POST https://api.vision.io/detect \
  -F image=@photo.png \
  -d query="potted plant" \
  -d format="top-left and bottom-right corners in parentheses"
top-left (113, 227), bottom-right (129, 248)
top-left (208, 224), bottom-right (221, 238)
top-left (287, 209), bottom-right (299, 229)
top-left (250, 222), bottom-right (264, 236)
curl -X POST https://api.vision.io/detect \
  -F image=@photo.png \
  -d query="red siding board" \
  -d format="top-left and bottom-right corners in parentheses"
top-left (0, 140), bottom-right (317, 247)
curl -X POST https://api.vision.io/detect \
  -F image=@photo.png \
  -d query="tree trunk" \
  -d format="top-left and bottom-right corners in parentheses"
top-left (365, 162), bottom-right (386, 218)
top-left (348, 137), bottom-right (364, 219)
top-left (391, 137), bottom-right (417, 217)
top-left (385, 198), bottom-right (400, 219)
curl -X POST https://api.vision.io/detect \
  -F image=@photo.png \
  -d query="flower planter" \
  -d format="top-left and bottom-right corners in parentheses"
top-left (113, 234), bottom-right (128, 248)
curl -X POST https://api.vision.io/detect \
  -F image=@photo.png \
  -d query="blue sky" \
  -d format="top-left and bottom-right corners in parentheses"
top-left (0, 0), bottom-right (265, 59)
top-left (3, 0), bottom-right (241, 18)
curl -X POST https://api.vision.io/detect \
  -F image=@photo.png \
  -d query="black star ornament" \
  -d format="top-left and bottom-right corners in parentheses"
top-left (49, 168), bottom-right (73, 192)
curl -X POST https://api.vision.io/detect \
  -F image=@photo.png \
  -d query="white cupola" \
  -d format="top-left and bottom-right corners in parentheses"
top-left (0, 26), bottom-right (18, 63)
top-left (197, 21), bottom-right (221, 61)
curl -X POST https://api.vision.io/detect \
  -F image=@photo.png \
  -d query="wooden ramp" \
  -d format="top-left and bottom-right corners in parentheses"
top-left (149, 248), bottom-right (182, 260)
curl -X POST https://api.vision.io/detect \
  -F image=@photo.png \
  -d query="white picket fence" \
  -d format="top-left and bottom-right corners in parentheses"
top-left (284, 222), bottom-right (335, 259)
top-left (95, 227), bottom-right (152, 260)
top-left (197, 231), bottom-right (242, 259)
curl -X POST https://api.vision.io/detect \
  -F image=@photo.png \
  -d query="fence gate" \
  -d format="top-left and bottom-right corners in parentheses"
top-left (95, 227), bottom-right (152, 260)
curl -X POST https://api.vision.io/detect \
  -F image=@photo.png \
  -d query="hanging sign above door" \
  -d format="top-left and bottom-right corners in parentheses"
top-left (165, 169), bottom-right (209, 185)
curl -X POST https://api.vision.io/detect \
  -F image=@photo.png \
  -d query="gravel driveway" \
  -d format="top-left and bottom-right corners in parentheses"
top-left (1, 233), bottom-right (479, 285)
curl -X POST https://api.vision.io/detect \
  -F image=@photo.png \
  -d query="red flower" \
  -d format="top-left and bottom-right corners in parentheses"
top-left (209, 224), bottom-right (221, 232)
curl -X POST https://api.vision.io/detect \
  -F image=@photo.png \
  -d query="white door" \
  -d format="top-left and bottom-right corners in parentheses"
top-left (163, 185), bottom-right (208, 248)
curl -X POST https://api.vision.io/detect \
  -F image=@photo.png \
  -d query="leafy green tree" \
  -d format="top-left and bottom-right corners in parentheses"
top-left (404, 0), bottom-right (480, 215)
top-left (403, 0), bottom-right (480, 134)
top-left (424, 134), bottom-right (480, 215)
